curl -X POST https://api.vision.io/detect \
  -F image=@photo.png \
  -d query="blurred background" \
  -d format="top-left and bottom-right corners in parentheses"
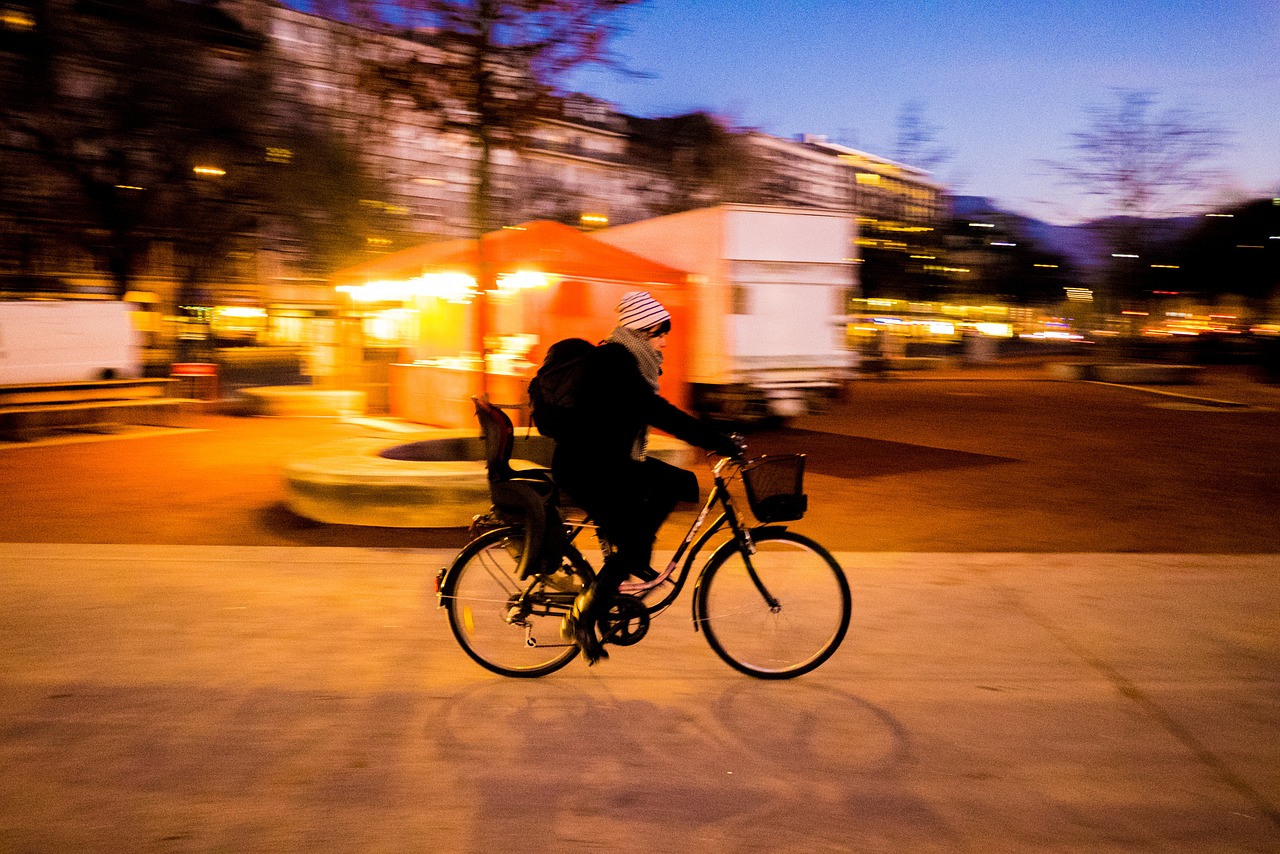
top-left (1, 0), bottom-right (1277, 414)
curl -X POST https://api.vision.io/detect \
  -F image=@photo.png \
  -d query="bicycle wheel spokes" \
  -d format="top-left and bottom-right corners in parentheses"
top-left (697, 531), bottom-right (850, 679)
top-left (445, 530), bottom-right (586, 677)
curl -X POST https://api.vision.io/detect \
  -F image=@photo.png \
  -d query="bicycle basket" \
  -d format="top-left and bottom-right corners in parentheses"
top-left (740, 454), bottom-right (808, 523)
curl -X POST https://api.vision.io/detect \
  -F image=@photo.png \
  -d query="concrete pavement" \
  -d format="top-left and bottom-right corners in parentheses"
top-left (3, 361), bottom-right (1279, 851)
top-left (2, 543), bottom-right (1277, 852)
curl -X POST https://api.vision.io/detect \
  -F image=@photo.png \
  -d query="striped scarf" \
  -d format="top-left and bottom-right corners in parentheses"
top-left (608, 325), bottom-right (663, 460)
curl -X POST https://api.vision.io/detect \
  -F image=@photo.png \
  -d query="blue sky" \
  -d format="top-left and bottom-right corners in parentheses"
top-left (564, 0), bottom-right (1280, 224)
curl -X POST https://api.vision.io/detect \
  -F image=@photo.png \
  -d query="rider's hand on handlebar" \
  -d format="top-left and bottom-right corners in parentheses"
top-left (715, 432), bottom-right (747, 460)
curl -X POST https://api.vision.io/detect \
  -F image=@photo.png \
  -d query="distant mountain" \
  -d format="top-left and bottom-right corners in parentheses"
top-left (950, 196), bottom-right (1199, 271)
top-left (951, 195), bottom-right (1097, 268)
top-left (1025, 220), bottom-right (1107, 270)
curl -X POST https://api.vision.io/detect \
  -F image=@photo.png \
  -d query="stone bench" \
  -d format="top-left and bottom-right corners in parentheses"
top-left (1094, 364), bottom-right (1203, 385)
top-left (0, 377), bottom-right (176, 406)
top-left (1048, 363), bottom-right (1204, 384)
top-left (0, 397), bottom-right (194, 441)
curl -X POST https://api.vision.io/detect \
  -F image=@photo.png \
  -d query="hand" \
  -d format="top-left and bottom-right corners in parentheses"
top-left (716, 432), bottom-right (747, 460)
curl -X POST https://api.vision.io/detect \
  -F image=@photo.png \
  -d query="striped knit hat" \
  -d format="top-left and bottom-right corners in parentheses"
top-left (616, 291), bottom-right (670, 331)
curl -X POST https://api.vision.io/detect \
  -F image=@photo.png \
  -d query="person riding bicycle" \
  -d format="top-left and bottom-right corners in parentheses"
top-left (553, 291), bottom-right (742, 664)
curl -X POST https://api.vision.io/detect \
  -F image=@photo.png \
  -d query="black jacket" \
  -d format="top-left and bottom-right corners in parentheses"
top-left (552, 341), bottom-right (731, 473)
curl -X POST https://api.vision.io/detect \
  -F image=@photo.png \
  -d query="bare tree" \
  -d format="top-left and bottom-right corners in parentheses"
top-left (1048, 89), bottom-right (1229, 305)
top-left (312, 0), bottom-right (644, 236)
top-left (1051, 89), bottom-right (1227, 222)
top-left (0, 0), bottom-right (388, 299)
top-left (0, 0), bottom-right (268, 297)
top-left (628, 112), bottom-right (760, 215)
top-left (892, 100), bottom-right (952, 173)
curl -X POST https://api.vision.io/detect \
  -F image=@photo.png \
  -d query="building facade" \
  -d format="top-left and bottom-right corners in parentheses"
top-left (1, 0), bottom-right (949, 356)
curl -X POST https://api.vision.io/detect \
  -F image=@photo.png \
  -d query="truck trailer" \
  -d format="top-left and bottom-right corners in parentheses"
top-left (0, 300), bottom-right (142, 385)
top-left (595, 204), bottom-right (857, 419)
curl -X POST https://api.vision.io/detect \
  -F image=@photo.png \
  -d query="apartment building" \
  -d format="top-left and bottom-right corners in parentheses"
top-left (1, 0), bottom-right (948, 348)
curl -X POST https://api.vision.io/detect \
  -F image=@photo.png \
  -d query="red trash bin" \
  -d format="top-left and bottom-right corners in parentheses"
top-left (170, 362), bottom-right (219, 400)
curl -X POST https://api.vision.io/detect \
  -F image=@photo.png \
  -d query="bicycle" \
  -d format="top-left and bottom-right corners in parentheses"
top-left (435, 398), bottom-right (851, 679)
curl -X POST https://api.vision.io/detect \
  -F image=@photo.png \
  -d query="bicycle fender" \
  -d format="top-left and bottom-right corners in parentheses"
top-left (689, 525), bottom-right (790, 630)
top-left (438, 526), bottom-right (595, 610)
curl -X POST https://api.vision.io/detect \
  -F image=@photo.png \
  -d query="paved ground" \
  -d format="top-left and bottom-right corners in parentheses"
top-left (2, 361), bottom-right (1279, 852)
top-left (2, 360), bottom-right (1278, 553)
top-left (3, 545), bottom-right (1277, 852)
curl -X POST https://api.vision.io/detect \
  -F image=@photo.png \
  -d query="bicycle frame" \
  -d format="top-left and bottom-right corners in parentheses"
top-left (607, 455), bottom-right (780, 624)
top-left (438, 455), bottom-right (782, 631)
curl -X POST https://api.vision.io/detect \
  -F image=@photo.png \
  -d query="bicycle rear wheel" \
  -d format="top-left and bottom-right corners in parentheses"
top-left (695, 529), bottom-right (850, 679)
top-left (441, 527), bottom-right (592, 677)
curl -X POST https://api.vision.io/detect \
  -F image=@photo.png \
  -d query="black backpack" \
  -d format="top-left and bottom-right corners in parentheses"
top-left (528, 337), bottom-right (595, 439)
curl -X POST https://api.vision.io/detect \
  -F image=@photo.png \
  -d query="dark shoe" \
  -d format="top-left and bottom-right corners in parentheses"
top-left (562, 589), bottom-right (608, 665)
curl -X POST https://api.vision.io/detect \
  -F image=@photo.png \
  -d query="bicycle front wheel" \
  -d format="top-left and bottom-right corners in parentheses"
top-left (442, 527), bottom-right (592, 678)
top-left (695, 529), bottom-right (850, 679)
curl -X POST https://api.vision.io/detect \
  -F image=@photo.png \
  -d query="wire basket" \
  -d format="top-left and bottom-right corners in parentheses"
top-left (740, 454), bottom-right (808, 523)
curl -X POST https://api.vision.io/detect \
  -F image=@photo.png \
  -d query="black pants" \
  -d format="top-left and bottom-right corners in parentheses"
top-left (554, 455), bottom-right (699, 594)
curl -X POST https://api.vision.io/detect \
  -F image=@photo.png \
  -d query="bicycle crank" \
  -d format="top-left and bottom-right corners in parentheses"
top-left (597, 594), bottom-right (650, 647)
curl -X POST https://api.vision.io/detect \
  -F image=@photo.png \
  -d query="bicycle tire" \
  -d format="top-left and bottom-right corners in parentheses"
top-left (695, 529), bottom-right (850, 679)
top-left (441, 526), bottom-right (593, 678)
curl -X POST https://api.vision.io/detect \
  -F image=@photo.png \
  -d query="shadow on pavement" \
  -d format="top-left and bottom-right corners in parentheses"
top-left (257, 502), bottom-right (472, 550)
top-left (748, 427), bottom-right (1018, 479)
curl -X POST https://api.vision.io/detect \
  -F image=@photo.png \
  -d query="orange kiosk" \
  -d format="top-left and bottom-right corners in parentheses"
top-left (330, 221), bottom-right (692, 428)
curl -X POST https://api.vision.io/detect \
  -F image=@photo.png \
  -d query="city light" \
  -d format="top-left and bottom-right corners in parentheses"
top-left (192, 165), bottom-right (226, 177)
top-left (334, 269), bottom-right (547, 304)
top-left (337, 273), bottom-right (478, 304)
top-left (0, 8), bottom-right (35, 28)
top-left (974, 322), bottom-right (1013, 337)
top-left (494, 271), bottom-right (551, 296)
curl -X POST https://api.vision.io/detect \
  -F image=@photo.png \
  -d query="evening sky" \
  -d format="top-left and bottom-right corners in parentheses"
top-left (564, 0), bottom-right (1280, 224)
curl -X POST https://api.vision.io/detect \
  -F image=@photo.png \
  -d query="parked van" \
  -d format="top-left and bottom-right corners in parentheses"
top-left (0, 300), bottom-right (142, 385)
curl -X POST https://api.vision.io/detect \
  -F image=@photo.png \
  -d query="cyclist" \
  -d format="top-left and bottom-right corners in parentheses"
top-left (553, 291), bottom-right (741, 664)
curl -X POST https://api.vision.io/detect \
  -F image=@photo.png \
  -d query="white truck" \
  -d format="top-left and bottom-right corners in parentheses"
top-left (0, 300), bottom-right (142, 385)
top-left (595, 204), bottom-right (857, 419)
